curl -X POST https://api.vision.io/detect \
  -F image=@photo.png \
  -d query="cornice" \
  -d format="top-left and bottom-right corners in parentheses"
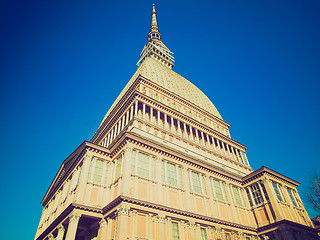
top-left (257, 219), bottom-right (317, 234)
top-left (102, 195), bottom-right (257, 232)
top-left (134, 116), bottom-right (251, 172)
top-left (122, 131), bottom-right (245, 182)
top-left (242, 166), bottom-right (300, 187)
top-left (139, 76), bottom-right (229, 127)
top-left (41, 141), bottom-right (111, 206)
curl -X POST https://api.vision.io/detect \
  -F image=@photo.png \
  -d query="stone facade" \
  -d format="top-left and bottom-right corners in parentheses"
top-left (34, 4), bottom-right (319, 240)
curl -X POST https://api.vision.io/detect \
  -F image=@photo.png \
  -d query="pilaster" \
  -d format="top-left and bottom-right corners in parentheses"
top-left (76, 154), bottom-right (92, 203)
top-left (156, 214), bottom-right (166, 239)
top-left (115, 205), bottom-right (130, 240)
top-left (97, 218), bottom-right (108, 240)
top-left (65, 212), bottom-right (81, 240)
top-left (56, 225), bottom-right (65, 240)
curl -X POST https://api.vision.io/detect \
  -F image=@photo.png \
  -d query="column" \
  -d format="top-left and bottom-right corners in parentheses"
top-left (211, 136), bottom-right (217, 151)
top-left (56, 225), bottom-right (65, 240)
top-left (201, 131), bottom-right (205, 145)
top-left (195, 224), bottom-right (201, 239)
top-left (166, 217), bottom-right (172, 240)
top-left (155, 157), bottom-right (163, 203)
top-left (231, 146), bottom-right (238, 161)
top-left (182, 166), bottom-right (191, 210)
top-left (76, 154), bottom-right (92, 203)
top-left (126, 110), bottom-right (129, 125)
top-left (206, 133), bottom-right (211, 147)
top-left (121, 115), bottom-right (125, 131)
top-left (205, 174), bottom-right (215, 217)
top-left (207, 226), bottom-right (213, 240)
top-left (217, 140), bottom-right (223, 153)
top-left (190, 127), bottom-right (194, 141)
top-left (150, 106), bottom-right (153, 122)
top-left (143, 103), bottom-right (146, 119)
top-left (263, 178), bottom-right (284, 221)
top-left (130, 104), bottom-right (134, 120)
top-left (183, 123), bottom-right (187, 139)
top-left (156, 214), bottom-right (166, 240)
top-left (177, 120), bottom-right (182, 136)
top-left (103, 217), bottom-right (112, 240)
top-left (195, 129), bottom-right (200, 143)
top-left (115, 206), bottom-right (130, 240)
top-left (147, 214), bottom-right (153, 239)
top-left (187, 221), bottom-right (196, 239)
top-left (226, 183), bottom-right (238, 222)
top-left (135, 100), bottom-right (138, 116)
top-left (131, 210), bottom-right (138, 239)
top-left (179, 221), bottom-right (185, 240)
top-left (157, 109), bottom-right (160, 126)
top-left (121, 147), bottom-right (133, 195)
top-left (97, 219), bottom-right (108, 240)
top-left (118, 119), bottom-right (122, 135)
top-left (164, 113), bottom-right (168, 129)
top-left (65, 212), bottom-right (81, 240)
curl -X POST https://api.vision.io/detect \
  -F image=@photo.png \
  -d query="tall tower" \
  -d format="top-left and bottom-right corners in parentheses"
top-left (34, 5), bottom-right (319, 240)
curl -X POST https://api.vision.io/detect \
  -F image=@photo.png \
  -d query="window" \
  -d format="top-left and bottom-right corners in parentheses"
top-left (232, 186), bottom-right (244, 207)
top-left (131, 150), bottom-right (156, 179)
top-left (211, 179), bottom-right (226, 201)
top-left (172, 222), bottom-right (179, 240)
top-left (114, 156), bottom-right (122, 181)
top-left (88, 158), bottom-right (109, 185)
top-left (272, 182), bottom-right (284, 202)
top-left (246, 188), bottom-right (253, 207)
top-left (162, 161), bottom-right (183, 188)
top-left (287, 188), bottom-right (298, 207)
top-left (189, 171), bottom-right (206, 195)
top-left (250, 184), bottom-right (264, 205)
top-left (200, 228), bottom-right (207, 240)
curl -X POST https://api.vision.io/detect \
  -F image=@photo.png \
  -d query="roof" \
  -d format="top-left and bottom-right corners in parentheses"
top-left (100, 57), bottom-right (222, 126)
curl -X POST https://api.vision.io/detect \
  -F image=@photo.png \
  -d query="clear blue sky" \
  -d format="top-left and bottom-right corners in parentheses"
top-left (1, 1), bottom-right (319, 239)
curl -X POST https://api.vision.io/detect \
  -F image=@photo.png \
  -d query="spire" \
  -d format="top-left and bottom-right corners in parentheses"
top-left (148, 4), bottom-right (161, 41)
top-left (137, 4), bottom-right (174, 68)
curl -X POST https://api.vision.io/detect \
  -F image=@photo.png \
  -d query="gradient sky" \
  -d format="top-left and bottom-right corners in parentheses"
top-left (1, 1), bottom-right (320, 239)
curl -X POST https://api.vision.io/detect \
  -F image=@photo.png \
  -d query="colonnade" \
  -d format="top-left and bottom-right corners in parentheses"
top-left (100, 100), bottom-right (249, 166)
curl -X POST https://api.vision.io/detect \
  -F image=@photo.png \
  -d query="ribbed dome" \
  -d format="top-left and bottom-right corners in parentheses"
top-left (100, 57), bottom-right (222, 126)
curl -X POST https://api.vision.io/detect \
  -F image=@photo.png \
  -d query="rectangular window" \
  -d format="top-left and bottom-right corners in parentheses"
top-left (250, 184), bottom-right (264, 205)
top-left (287, 188), bottom-right (298, 207)
top-left (200, 228), bottom-right (207, 240)
top-left (131, 150), bottom-right (156, 180)
top-left (272, 182), bottom-right (284, 202)
top-left (190, 171), bottom-right (203, 194)
top-left (88, 158), bottom-right (109, 185)
top-left (93, 159), bottom-right (104, 184)
top-left (260, 182), bottom-right (269, 201)
top-left (114, 156), bottom-right (122, 181)
top-left (163, 161), bottom-right (182, 188)
top-left (232, 186), bottom-right (244, 207)
top-left (211, 179), bottom-right (226, 201)
top-left (172, 222), bottom-right (179, 240)
top-left (138, 152), bottom-right (149, 178)
top-left (246, 188), bottom-right (253, 206)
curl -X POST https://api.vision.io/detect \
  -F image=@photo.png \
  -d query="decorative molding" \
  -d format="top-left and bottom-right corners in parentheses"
top-left (99, 218), bottom-right (107, 228)
top-left (187, 221), bottom-right (195, 229)
top-left (116, 206), bottom-right (130, 216)
top-left (69, 212), bottom-right (81, 223)
top-left (47, 233), bottom-right (54, 240)
top-left (57, 224), bottom-right (65, 234)
top-left (156, 214), bottom-right (166, 223)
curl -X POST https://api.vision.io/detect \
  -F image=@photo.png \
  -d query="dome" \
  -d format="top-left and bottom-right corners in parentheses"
top-left (100, 57), bottom-right (222, 126)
